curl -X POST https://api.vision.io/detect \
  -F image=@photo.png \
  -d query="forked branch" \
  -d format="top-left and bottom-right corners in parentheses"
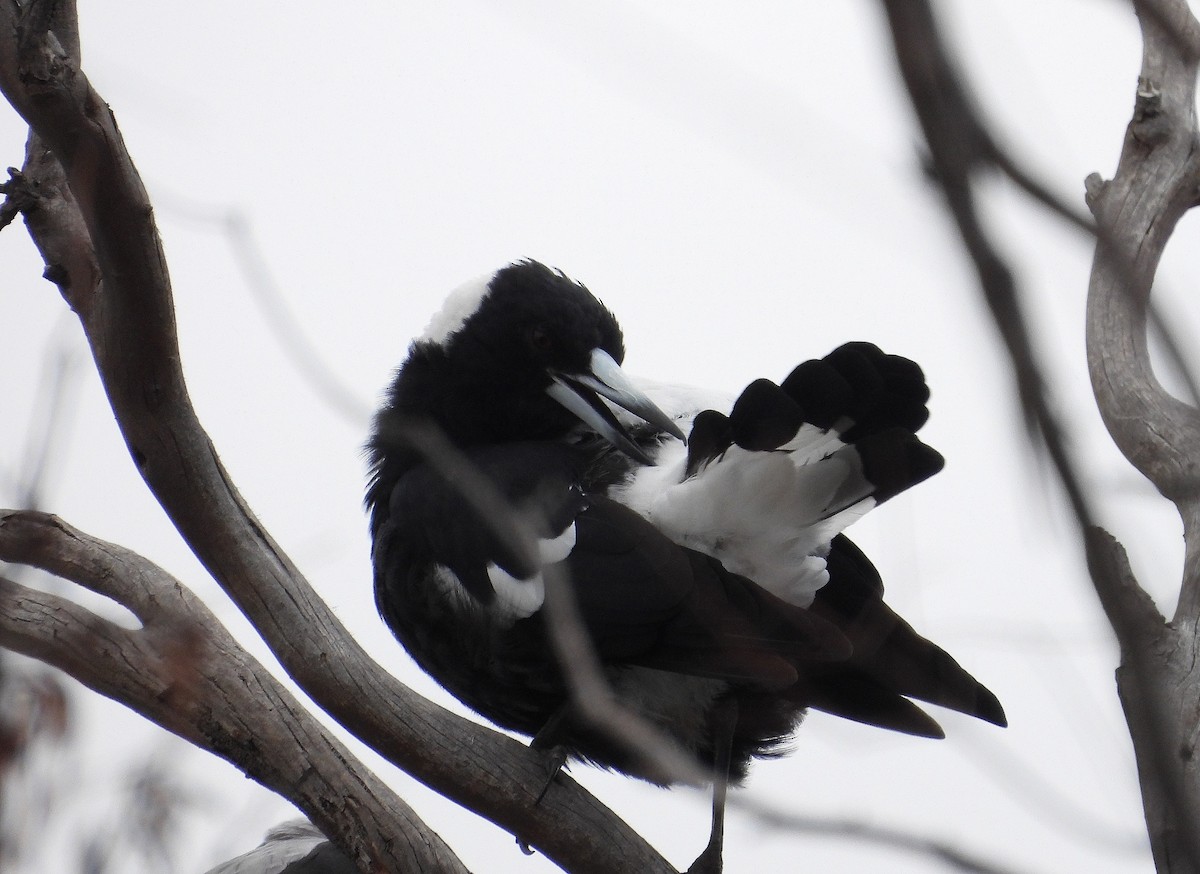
top-left (0, 509), bottom-right (467, 872)
top-left (0, 1), bottom-right (673, 871)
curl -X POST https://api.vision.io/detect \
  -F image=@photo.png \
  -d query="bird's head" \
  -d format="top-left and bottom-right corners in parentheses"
top-left (395, 260), bottom-right (683, 463)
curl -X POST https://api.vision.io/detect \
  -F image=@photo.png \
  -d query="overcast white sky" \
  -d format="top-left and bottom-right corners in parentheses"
top-left (2, 1), bottom-right (1192, 872)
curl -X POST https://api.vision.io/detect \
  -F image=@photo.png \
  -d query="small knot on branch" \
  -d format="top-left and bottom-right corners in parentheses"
top-left (0, 167), bottom-right (39, 231)
top-left (1131, 77), bottom-right (1172, 146)
top-left (1084, 172), bottom-right (1109, 213)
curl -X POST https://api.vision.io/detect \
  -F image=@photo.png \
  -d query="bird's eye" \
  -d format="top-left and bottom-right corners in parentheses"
top-left (529, 325), bottom-right (553, 353)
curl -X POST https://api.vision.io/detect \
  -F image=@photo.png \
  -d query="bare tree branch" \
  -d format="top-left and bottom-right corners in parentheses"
top-left (0, 509), bottom-right (470, 873)
top-left (0, 2), bottom-right (1149, 872)
top-left (1082, 1), bottom-right (1200, 869)
top-left (879, 0), bottom-right (1095, 530)
top-left (881, 0), bottom-right (1200, 870)
top-left (0, 3), bottom-right (675, 871)
top-left (155, 193), bottom-right (373, 426)
top-left (1087, 0), bottom-right (1200, 607)
top-left (740, 803), bottom-right (1040, 874)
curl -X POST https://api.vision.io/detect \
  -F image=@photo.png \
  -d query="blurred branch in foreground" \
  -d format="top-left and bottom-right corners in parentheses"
top-left (154, 192), bottom-right (373, 427)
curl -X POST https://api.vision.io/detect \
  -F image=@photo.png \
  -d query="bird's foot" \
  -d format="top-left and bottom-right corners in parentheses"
top-left (515, 746), bottom-right (566, 857)
top-left (686, 842), bottom-right (724, 874)
top-left (531, 743), bottom-right (568, 805)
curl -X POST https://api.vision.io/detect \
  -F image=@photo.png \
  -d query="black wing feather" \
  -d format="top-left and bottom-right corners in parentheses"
top-left (565, 496), bottom-right (852, 688)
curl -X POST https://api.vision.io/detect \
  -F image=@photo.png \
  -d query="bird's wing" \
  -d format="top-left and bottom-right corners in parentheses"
top-left (382, 442), bottom-right (853, 688)
top-left (561, 494), bottom-right (852, 689)
top-left (380, 441), bottom-right (588, 614)
top-left (613, 342), bottom-right (944, 608)
top-left (608, 344), bottom-right (1006, 733)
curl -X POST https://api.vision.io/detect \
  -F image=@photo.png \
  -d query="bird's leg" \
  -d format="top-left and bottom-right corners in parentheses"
top-left (516, 707), bottom-right (574, 855)
top-left (687, 696), bottom-right (739, 874)
top-left (529, 705), bottom-right (572, 803)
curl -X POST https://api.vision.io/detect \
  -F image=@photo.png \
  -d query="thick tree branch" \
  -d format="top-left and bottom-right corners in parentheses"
top-left (1087, 0), bottom-right (1200, 618)
top-left (0, 3), bottom-right (674, 872)
top-left (0, 509), bottom-right (467, 873)
top-left (1082, 2), bottom-right (1200, 870)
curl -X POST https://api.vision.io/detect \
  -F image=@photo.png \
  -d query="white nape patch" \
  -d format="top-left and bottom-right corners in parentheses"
top-left (420, 273), bottom-right (494, 347)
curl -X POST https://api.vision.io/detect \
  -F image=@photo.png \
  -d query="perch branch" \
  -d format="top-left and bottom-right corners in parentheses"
top-left (0, 2), bottom-right (673, 871)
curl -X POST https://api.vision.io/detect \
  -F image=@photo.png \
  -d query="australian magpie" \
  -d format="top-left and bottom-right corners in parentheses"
top-left (366, 260), bottom-right (1005, 871)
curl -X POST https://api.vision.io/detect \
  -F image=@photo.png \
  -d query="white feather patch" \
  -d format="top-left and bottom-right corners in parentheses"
top-left (430, 525), bottom-right (577, 621)
top-left (607, 381), bottom-right (882, 608)
top-left (486, 565), bottom-right (546, 619)
top-left (538, 522), bottom-right (577, 564)
top-left (486, 523), bottom-right (576, 620)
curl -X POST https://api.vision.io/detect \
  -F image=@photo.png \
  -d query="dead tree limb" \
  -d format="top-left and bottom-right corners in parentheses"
top-left (1085, 2), bottom-right (1200, 870)
top-left (0, 2), bottom-right (674, 871)
top-left (0, 509), bottom-right (467, 873)
top-left (881, 0), bottom-right (1200, 869)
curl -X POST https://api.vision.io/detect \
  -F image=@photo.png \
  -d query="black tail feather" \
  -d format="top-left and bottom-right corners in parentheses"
top-left (807, 536), bottom-right (1007, 728)
top-left (801, 675), bottom-right (947, 738)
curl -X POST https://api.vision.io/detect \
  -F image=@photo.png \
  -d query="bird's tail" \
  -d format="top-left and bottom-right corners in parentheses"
top-left (800, 534), bottom-right (1007, 733)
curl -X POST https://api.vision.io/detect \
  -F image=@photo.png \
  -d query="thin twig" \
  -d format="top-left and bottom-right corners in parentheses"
top-left (882, 0), bottom-right (1200, 869)
top-left (156, 192), bottom-right (372, 425)
top-left (880, 0), bottom-right (1096, 530)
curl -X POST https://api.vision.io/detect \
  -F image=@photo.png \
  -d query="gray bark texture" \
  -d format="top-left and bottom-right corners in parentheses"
top-left (0, 1), bottom-right (676, 871)
top-left (1086, 2), bottom-right (1200, 871)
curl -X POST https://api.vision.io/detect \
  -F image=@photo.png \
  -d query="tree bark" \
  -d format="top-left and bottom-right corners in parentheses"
top-left (0, 510), bottom-right (468, 874)
top-left (1085, 1), bottom-right (1200, 870)
top-left (0, 2), bottom-right (675, 871)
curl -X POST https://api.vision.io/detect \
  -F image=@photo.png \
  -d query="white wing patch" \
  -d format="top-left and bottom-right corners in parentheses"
top-left (487, 565), bottom-right (546, 620)
top-left (485, 522), bottom-right (578, 619)
top-left (537, 522), bottom-right (577, 564)
top-left (609, 387), bottom-right (879, 609)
